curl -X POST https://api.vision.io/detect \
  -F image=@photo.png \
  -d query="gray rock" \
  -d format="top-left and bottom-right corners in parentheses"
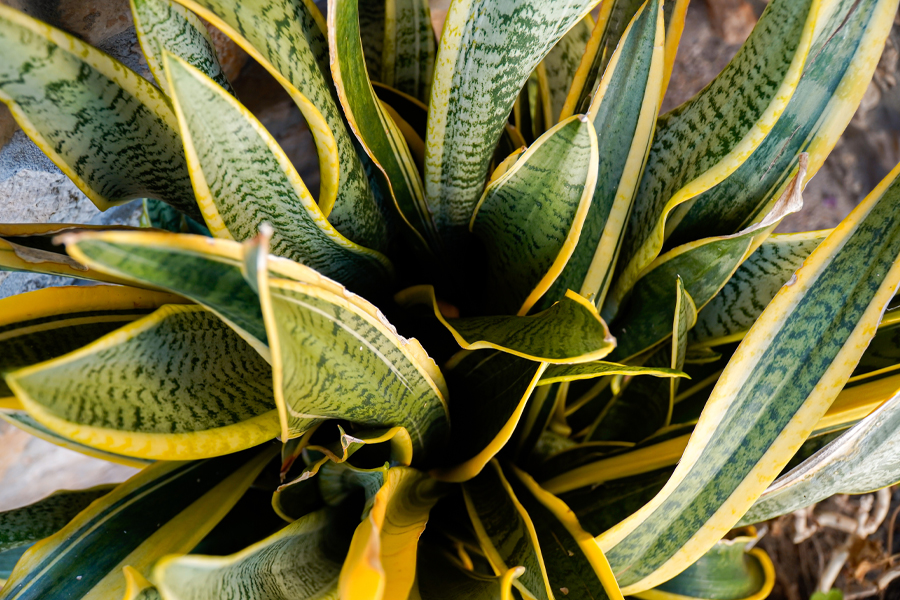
top-left (0, 130), bottom-right (142, 299)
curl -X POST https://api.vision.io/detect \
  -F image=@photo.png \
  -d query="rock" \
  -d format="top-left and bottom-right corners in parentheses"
top-left (0, 421), bottom-right (137, 511)
top-left (0, 130), bottom-right (143, 299)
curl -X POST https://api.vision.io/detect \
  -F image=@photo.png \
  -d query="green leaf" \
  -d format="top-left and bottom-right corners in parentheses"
top-left (397, 285), bottom-right (614, 363)
top-left (739, 382), bottom-right (900, 524)
top-left (539, 362), bottom-right (687, 386)
top-left (541, 433), bottom-right (690, 494)
top-left (506, 465), bottom-right (623, 600)
top-left (594, 158), bottom-right (900, 594)
top-left (604, 0), bottom-right (820, 320)
top-left (633, 538), bottom-right (774, 600)
top-left (424, 0), bottom-right (599, 241)
top-left (339, 466), bottom-right (444, 600)
top-left (513, 383), bottom-right (567, 461)
top-left (359, 0), bottom-right (386, 83)
top-left (690, 231), bottom-right (828, 348)
top-left (432, 351), bottom-right (545, 482)
top-left (0, 285), bottom-right (183, 398)
top-left (62, 230), bottom-right (356, 360)
top-left (543, 0), bottom-right (664, 311)
top-left (561, 468), bottom-right (673, 538)
top-left (5, 305), bottom-right (280, 461)
top-left (811, 590), bottom-right (844, 600)
top-left (0, 6), bottom-right (199, 220)
top-left (0, 486), bottom-right (114, 552)
top-left (470, 115), bottom-right (598, 315)
top-left (169, 0), bottom-right (388, 250)
top-left (154, 508), bottom-right (352, 600)
top-left (854, 311), bottom-right (900, 379)
top-left (0, 445), bottom-right (276, 600)
top-left (0, 224), bottom-right (155, 288)
top-left (123, 567), bottom-right (162, 600)
top-left (587, 277), bottom-right (695, 443)
top-left (329, 0), bottom-right (439, 254)
top-left (414, 546), bottom-right (524, 600)
top-left (131, 0), bottom-right (233, 96)
top-left (608, 162), bottom-right (805, 362)
top-left (461, 460), bottom-right (552, 600)
top-left (257, 254), bottom-right (450, 464)
top-left (562, 0), bottom-right (688, 119)
top-left (164, 54), bottom-right (394, 296)
top-left (538, 16), bottom-right (594, 125)
top-left (381, 0), bottom-right (435, 106)
top-left (666, 0), bottom-right (897, 247)
top-left (278, 424), bottom-right (413, 492)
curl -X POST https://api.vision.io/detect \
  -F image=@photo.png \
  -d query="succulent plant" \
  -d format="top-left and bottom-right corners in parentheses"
top-left (2, 0), bottom-right (900, 598)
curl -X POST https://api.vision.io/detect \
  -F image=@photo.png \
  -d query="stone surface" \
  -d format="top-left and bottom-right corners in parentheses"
top-left (0, 421), bottom-right (137, 511)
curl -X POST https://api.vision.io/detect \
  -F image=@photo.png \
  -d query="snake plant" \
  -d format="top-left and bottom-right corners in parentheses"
top-left (1, 0), bottom-right (900, 597)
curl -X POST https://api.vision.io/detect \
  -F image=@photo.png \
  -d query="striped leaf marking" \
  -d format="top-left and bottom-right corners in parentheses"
top-left (339, 467), bottom-right (444, 600)
top-left (560, 0), bottom-right (688, 120)
top-left (414, 546), bottom-right (524, 600)
top-left (169, 0), bottom-right (387, 251)
top-left (608, 162), bottom-right (805, 362)
top-left (382, 0), bottom-right (436, 104)
top-left (544, 372), bottom-right (900, 497)
top-left (596, 160), bottom-right (900, 593)
top-left (164, 54), bottom-right (394, 296)
top-left (604, 0), bottom-right (821, 321)
top-left (155, 508), bottom-right (349, 600)
top-left (259, 272), bottom-right (450, 463)
top-left (329, 0), bottom-right (440, 254)
top-left (0, 446), bottom-right (276, 600)
top-left (690, 231), bottom-right (829, 348)
top-left (141, 198), bottom-right (210, 235)
top-left (397, 285), bottom-right (615, 364)
top-left (0, 486), bottom-right (114, 552)
top-left (739, 384), bottom-right (900, 525)
top-left (5, 305), bottom-right (280, 461)
top-left (63, 229), bottom-right (352, 360)
top-left (666, 0), bottom-right (897, 247)
top-left (0, 285), bottom-right (183, 397)
top-left (633, 538), bottom-right (774, 600)
top-left (432, 351), bottom-right (546, 482)
top-left (131, 0), bottom-right (234, 96)
top-left (470, 116), bottom-right (599, 315)
top-left (424, 0), bottom-right (600, 240)
top-left (544, 0), bottom-right (664, 311)
top-left (587, 277), bottom-right (695, 443)
top-left (461, 460), bottom-right (552, 600)
top-left (539, 16), bottom-right (594, 125)
top-left (507, 465), bottom-right (623, 600)
top-left (0, 410), bottom-right (153, 468)
top-left (359, 0), bottom-right (386, 83)
top-left (0, 6), bottom-right (199, 220)
top-left (65, 232), bottom-right (268, 356)
top-left (539, 362), bottom-right (687, 386)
